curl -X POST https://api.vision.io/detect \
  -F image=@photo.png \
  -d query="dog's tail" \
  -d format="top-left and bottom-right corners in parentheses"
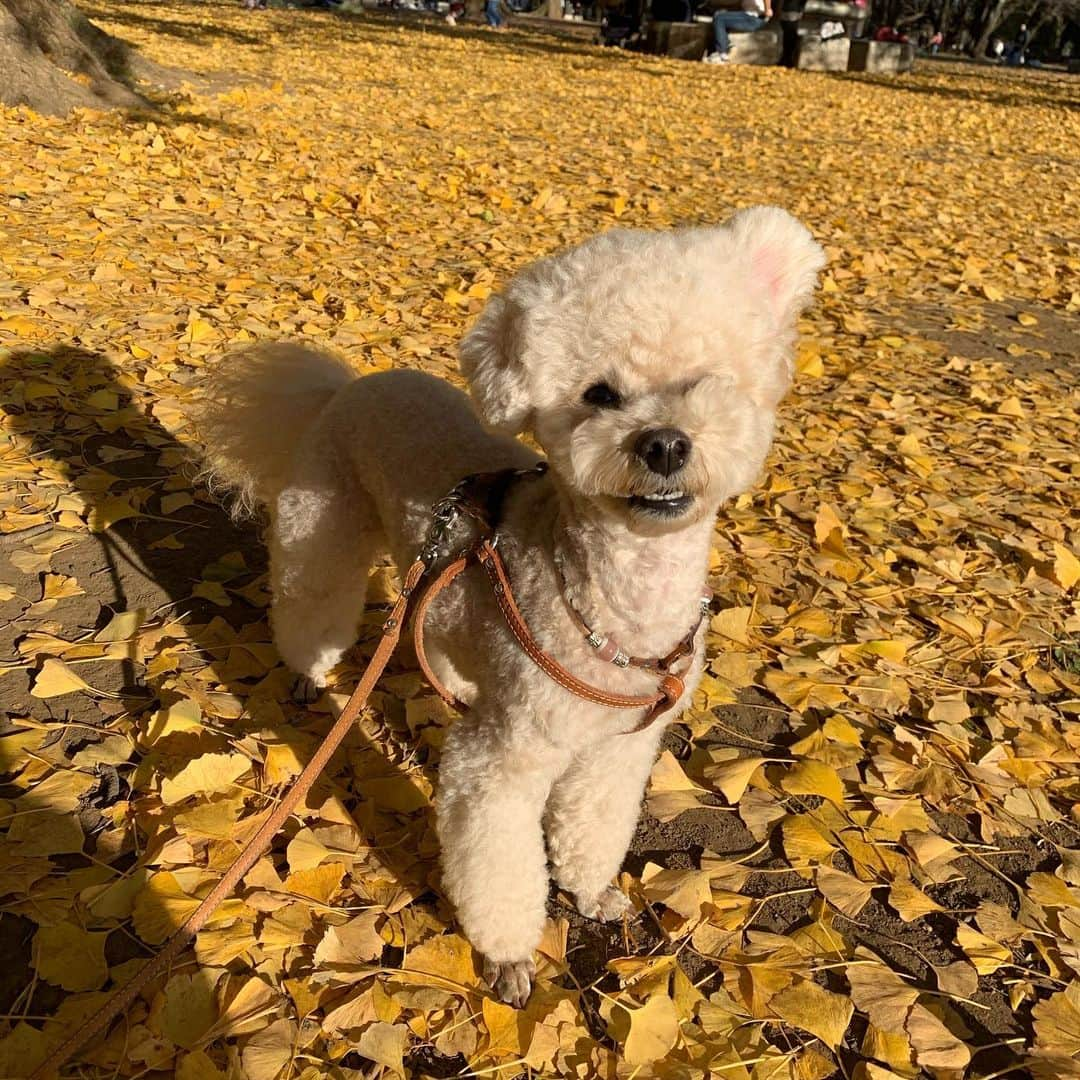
top-left (194, 342), bottom-right (356, 517)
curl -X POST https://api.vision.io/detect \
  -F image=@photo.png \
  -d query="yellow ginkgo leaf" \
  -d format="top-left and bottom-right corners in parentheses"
top-left (354, 1023), bottom-right (407, 1077)
top-left (41, 573), bottom-right (83, 600)
top-left (955, 923), bottom-right (1011, 974)
top-left (704, 752), bottom-right (767, 804)
top-left (888, 878), bottom-right (944, 922)
top-left (283, 863), bottom-right (346, 905)
top-left (816, 865), bottom-right (873, 917)
top-left (400, 932), bottom-right (481, 990)
top-left (160, 752), bottom-right (251, 805)
top-left (160, 971), bottom-right (220, 1050)
top-left (31, 657), bottom-right (101, 698)
top-left (646, 750), bottom-right (707, 823)
top-left (771, 978), bottom-right (853, 1050)
top-left (1051, 543), bottom-right (1080, 591)
top-left (621, 995), bottom-right (680, 1066)
top-left (781, 759), bottom-right (845, 807)
top-left (33, 922), bottom-right (108, 992)
top-left (781, 815), bottom-right (836, 868)
top-left (241, 1018), bottom-right (297, 1080)
top-left (88, 495), bottom-right (142, 532)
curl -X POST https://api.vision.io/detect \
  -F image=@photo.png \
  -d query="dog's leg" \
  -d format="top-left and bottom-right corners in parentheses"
top-left (436, 715), bottom-right (567, 1008)
top-left (544, 724), bottom-right (665, 921)
top-left (269, 463), bottom-right (382, 702)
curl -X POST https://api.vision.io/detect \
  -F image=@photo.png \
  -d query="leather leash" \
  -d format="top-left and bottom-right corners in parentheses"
top-left (31, 466), bottom-right (690, 1075)
top-left (29, 559), bottom-right (427, 1080)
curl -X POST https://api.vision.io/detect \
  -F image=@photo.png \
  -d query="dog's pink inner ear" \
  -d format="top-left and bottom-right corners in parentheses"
top-left (722, 206), bottom-right (825, 330)
top-left (746, 239), bottom-right (822, 330)
top-left (752, 244), bottom-right (787, 312)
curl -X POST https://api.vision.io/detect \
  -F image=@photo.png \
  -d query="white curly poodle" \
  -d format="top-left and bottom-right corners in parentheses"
top-left (196, 206), bottom-right (824, 1006)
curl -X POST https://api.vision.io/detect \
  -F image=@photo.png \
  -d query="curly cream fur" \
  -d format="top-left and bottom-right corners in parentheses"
top-left (193, 342), bottom-right (356, 518)
top-left (194, 206), bottom-right (824, 1006)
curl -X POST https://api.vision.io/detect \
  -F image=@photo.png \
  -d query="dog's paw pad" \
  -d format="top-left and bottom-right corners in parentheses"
top-left (579, 886), bottom-right (632, 923)
top-left (290, 674), bottom-right (322, 705)
top-left (483, 957), bottom-right (535, 1009)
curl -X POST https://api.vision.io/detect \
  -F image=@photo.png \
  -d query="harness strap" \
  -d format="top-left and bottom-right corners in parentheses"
top-left (412, 537), bottom-right (686, 728)
top-left (411, 552), bottom-right (472, 712)
top-left (478, 540), bottom-right (683, 718)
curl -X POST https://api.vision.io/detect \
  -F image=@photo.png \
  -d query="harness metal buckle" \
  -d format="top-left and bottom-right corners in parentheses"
top-left (420, 497), bottom-right (465, 564)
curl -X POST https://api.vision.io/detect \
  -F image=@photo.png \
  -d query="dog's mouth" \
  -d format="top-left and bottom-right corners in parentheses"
top-left (626, 491), bottom-right (695, 518)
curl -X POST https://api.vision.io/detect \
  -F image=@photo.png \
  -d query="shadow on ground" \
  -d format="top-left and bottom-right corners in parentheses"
top-left (0, 345), bottom-right (439, 1068)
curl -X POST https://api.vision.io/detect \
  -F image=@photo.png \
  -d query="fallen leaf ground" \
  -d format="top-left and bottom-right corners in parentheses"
top-left (1, 5), bottom-right (1079, 1078)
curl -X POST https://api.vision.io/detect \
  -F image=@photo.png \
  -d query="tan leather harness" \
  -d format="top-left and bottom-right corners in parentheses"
top-left (31, 465), bottom-right (702, 1077)
top-left (411, 464), bottom-right (697, 729)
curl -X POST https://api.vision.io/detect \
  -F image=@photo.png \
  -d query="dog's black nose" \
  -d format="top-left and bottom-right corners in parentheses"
top-left (635, 428), bottom-right (691, 476)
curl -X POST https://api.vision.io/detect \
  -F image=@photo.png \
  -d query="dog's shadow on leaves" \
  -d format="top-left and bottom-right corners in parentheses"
top-left (0, 345), bottom-right (442, 1040)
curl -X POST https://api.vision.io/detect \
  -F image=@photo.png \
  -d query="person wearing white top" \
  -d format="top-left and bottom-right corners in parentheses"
top-left (704, 0), bottom-right (773, 63)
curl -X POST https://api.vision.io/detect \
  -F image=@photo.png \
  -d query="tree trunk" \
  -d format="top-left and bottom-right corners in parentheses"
top-left (971, 0), bottom-right (1012, 54)
top-left (0, 0), bottom-right (146, 114)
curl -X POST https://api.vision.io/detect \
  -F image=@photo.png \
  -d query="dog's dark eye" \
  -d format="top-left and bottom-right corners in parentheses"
top-left (582, 382), bottom-right (622, 409)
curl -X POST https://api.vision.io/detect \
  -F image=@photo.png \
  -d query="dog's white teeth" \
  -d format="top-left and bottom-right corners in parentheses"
top-left (642, 491), bottom-right (685, 502)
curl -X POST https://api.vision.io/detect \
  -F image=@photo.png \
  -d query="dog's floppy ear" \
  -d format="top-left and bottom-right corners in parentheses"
top-left (459, 293), bottom-right (533, 434)
top-left (724, 206), bottom-right (826, 329)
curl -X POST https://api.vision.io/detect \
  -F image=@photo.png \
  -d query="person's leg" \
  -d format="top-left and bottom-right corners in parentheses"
top-left (712, 11), bottom-right (731, 55)
top-left (712, 11), bottom-right (763, 56)
top-left (731, 12), bottom-right (765, 35)
top-left (779, 0), bottom-right (805, 66)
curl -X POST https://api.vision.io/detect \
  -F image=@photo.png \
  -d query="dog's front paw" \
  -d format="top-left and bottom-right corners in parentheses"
top-left (290, 674), bottom-right (323, 705)
top-left (578, 885), bottom-right (632, 923)
top-left (483, 957), bottom-right (535, 1009)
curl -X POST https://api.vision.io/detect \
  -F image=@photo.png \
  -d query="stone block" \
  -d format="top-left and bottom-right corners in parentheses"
top-left (796, 33), bottom-right (850, 70)
top-left (728, 26), bottom-right (782, 64)
top-left (847, 39), bottom-right (915, 73)
top-left (646, 20), bottom-right (710, 59)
